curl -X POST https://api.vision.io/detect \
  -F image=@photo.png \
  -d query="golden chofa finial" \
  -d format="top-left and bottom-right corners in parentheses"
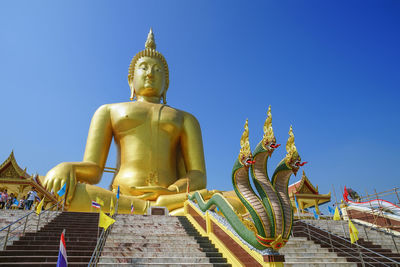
top-left (145, 28), bottom-right (156, 50)
top-left (239, 119), bottom-right (252, 165)
top-left (262, 105), bottom-right (277, 151)
top-left (284, 125), bottom-right (301, 171)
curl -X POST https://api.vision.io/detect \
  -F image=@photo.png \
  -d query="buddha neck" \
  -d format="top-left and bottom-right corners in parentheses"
top-left (137, 95), bottom-right (162, 104)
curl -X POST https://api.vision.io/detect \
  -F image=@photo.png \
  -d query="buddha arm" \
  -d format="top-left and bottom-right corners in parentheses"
top-left (78, 104), bottom-right (113, 184)
top-left (169, 112), bottom-right (206, 192)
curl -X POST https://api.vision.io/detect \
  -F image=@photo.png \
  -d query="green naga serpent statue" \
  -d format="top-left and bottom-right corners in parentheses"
top-left (189, 106), bottom-right (307, 251)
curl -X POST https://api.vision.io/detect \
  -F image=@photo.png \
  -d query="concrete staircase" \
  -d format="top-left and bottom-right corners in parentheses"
top-left (98, 214), bottom-right (230, 266)
top-left (305, 219), bottom-right (400, 254)
top-left (0, 211), bottom-right (99, 266)
top-left (293, 220), bottom-right (400, 266)
top-left (281, 236), bottom-right (357, 266)
top-left (0, 209), bottom-right (61, 250)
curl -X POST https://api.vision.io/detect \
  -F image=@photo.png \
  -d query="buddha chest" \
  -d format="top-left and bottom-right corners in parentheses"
top-left (110, 102), bottom-right (184, 139)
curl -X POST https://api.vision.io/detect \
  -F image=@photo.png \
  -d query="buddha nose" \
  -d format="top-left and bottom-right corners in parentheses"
top-left (146, 67), bottom-right (154, 76)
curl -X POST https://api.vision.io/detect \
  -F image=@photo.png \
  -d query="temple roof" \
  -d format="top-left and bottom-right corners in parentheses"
top-left (288, 170), bottom-right (319, 195)
top-left (0, 151), bottom-right (30, 179)
top-left (0, 151), bottom-right (57, 203)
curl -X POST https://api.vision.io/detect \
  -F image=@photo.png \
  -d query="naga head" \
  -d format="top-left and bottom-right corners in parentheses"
top-left (285, 126), bottom-right (307, 175)
top-left (239, 119), bottom-right (255, 167)
top-left (262, 106), bottom-right (280, 156)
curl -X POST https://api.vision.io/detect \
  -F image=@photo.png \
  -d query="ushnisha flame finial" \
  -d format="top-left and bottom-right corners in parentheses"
top-left (239, 119), bottom-right (253, 165)
top-left (145, 28), bottom-right (156, 50)
top-left (262, 105), bottom-right (278, 152)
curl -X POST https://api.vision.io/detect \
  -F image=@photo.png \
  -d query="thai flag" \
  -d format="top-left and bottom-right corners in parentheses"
top-left (131, 203), bottom-right (134, 214)
top-left (56, 230), bottom-right (67, 267)
top-left (92, 201), bottom-right (101, 209)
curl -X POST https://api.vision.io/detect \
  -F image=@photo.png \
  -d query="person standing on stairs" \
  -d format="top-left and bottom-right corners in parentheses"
top-left (25, 188), bottom-right (38, 210)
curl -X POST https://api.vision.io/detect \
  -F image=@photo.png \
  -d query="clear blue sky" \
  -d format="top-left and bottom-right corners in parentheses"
top-left (1, 1), bottom-right (399, 206)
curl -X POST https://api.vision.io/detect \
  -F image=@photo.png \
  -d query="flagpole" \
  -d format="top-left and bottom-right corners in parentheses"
top-left (332, 184), bottom-right (340, 225)
top-left (340, 185), bottom-right (349, 238)
top-left (115, 198), bottom-right (119, 216)
top-left (116, 185), bottom-right (120, 216)
top-left (97, 206), bottom-right (100, 240)
top-left (294, 195), bottom-right (300, 219)
top-left (62, 194), bottom-right (66, 212)
top-left (332, 184), bottom-right (339, 209)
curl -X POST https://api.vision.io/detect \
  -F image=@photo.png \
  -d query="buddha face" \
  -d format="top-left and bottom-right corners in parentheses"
top-left (132, 56), bottom-right (166, 99)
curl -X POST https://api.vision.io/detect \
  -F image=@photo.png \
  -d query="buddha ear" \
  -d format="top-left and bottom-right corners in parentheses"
top-left (130, 87), bottom-right (136, 101)
top-left (128, 75), bottom-right (135, 101)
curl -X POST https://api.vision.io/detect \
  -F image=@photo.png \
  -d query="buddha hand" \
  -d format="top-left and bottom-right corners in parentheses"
top-left (43, 162), bottom-right (76, 206)
top-left (129, 186), bottom-right (178, 201)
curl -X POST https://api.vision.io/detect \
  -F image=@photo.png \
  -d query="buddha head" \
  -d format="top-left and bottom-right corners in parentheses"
top-left (128, 29), bottom-right (169, 103)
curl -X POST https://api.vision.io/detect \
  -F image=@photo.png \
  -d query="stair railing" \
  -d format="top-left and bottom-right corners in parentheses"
top-left (297, 220), bottom-right (400, 267)
top-left (309, 217), bottom-right (400, 254)
top-left (88, 214), bottom-right (116, 267)
top-left (352, 219), bottom-right (400, 253)
top-left (0, 199), bottom-right (64, 250)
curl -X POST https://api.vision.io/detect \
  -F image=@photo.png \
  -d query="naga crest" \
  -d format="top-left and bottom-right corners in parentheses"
top-left (262, 105), bottom-right (279, 155)
top-left (284, 126), bottom-right (302, 174)
top-left (238, 119), bottom-right (253, 166)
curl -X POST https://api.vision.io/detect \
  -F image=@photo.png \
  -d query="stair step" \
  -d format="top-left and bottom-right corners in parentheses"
top-left (102, 247), bottom-right (218, 253)
top-left (0, 255), bottom-right (92, 263)
top-left (98, 257), bottom-right (224, 264)
top-left (7, 244), bottom-right (95, 251)
top-left (97, 264), bottom-right (231, 267)
top-left (0, 250), bottom-right (93, 256)
top-left (284, 262), bottom-right (358, 266)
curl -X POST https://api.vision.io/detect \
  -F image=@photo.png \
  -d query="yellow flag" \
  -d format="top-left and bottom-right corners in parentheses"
top-left (36, 197), bottom-right (45, 215)
top-left (348, 219), bottom-right (359, 243)
top-left (333, 206), bottom-right (341, 221)
top-left (99, 210), bottom-right (115, 230)
top-left (96, 197), bottom-right (104, 206)
top-left (110, 197), bottom-right (115, 216)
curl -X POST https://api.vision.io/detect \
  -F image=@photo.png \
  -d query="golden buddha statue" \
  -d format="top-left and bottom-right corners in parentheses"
top-left (42, 29), bottom-right (217, 215)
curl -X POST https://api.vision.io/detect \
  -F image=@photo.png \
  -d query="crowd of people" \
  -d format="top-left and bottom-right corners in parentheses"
top-left (0, 188), bottom-right (39, 210)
